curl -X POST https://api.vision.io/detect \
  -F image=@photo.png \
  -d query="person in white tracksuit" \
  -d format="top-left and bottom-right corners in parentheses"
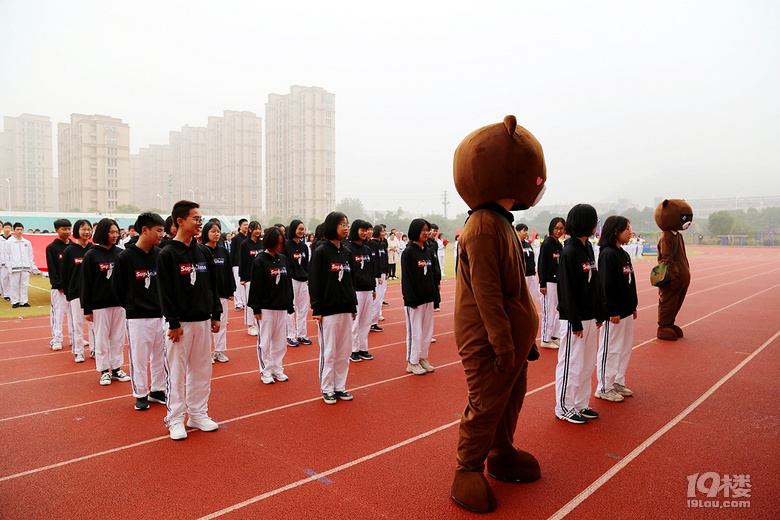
top-left (2, 223), bottom-right (36, 307)
top-left (0, 222), bottom-right (13, 300)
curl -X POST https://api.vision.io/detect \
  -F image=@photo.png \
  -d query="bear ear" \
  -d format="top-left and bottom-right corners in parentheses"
top-left (662, 199), bottom-right (669, 208)
top-left (503, 115), bottom-right (517, 136)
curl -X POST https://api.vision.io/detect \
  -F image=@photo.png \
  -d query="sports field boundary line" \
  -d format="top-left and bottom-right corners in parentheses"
top-left (546, 328), bottom-right (780, 520)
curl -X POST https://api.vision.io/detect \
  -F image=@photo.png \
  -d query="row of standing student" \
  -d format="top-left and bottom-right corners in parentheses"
top-left (517, 208), bottom-right (639, 425)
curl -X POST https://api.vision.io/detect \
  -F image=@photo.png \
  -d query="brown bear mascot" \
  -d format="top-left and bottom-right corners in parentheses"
top-left (654, 199), bottom-right (693, 340)
top-left (451, 115), bottom-right (545, 513)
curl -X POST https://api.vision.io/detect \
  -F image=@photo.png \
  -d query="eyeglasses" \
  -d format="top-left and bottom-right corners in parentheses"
top-left (189, 217), bottom-right (204, 224)
top-left (339, 223), bottom-right (350, 228)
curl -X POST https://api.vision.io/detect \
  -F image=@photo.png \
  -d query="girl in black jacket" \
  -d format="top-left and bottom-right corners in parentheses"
top-left (538, 217), bottom-right (566, 348)
top-left (595, 216), bottom-right (638, 403)
top-left (61, 219), bottom-right (94, 362)
top-left (370, 224), bottom-right (390, 331)
top-left (554, 205), bottom-right (602, 424)
top-left (516, 223), bottom-right (540, 312)
top-left (344, 220), bottom-right (376, 362)
top-left (248, 227), bottom-right (295, 384)
top-left (202, 221), bottom-right (236, 363)
top-left (308, 212), bottom-right (357, 404)
top-left (239, 221), bottom-right (263, 336)
top-left (285, 219), bottom-right (312, 346)
top-left (82, 218), bottom-right (129, 386)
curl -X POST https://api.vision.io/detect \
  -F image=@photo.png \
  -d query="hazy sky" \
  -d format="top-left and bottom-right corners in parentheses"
top-left (2, 0), bottom-right (778, 217)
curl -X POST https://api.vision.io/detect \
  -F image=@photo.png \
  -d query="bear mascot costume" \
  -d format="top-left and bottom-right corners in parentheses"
top-left (654, 199), bottom-right (693, 341)
top-left (451, 115), bottom-right (546, 513)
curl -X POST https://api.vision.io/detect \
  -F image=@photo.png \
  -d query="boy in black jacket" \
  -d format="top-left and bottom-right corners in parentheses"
top-left (156, 200), bottom-right (222, 440)
top-left (46, 218), bottom-right (72, 351)
top-left (554, 204), bottom-right (603, 424)
top-left (113, 213), bottom-right (167, 411)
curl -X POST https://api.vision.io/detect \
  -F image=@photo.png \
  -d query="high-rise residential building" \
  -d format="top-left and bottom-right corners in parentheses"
top-left (266, 85), bottom-right (335, 223)
top-left (58, 114), bottom-right (130, 212)
top-left (130, 144), bottom-right (170, 211)
top-left (170, 125), bottom-right (208, 210)
top-left (1, 114), bottom-right (55, 212)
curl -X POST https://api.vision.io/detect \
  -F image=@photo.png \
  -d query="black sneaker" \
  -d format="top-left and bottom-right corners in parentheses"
top-left (357, 351), bottom-right (373, 360)
top-left (382, 301), bottom-right (389, 307)
top-left (134, 396), bottom-right (150, 411)
top-left (322, 392), bottom-right (337, 404)
top-left (580, 408), bottom-right (599, 419)
top-left (12, 303), bottom-right (20, 308)
top-left (334, 390), bottom-right (354, 401)
top-left (349, 352), bottom-right (362, 362)
top-left (148, 391), bottom-right (167, 404)
top-left (370, 324), bottom-right (384, 332)
top-left (20, 303), bottom-right (31, 307)
top-left (297, 337), bottom-right (313, 345)
top-left (556, 409), bottom-right (588, 424)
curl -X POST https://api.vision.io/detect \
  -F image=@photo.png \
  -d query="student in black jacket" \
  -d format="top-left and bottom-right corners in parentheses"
top-left (112, 213), bottom-right (167, 410)
top-left (202, 220), bottom-right (236, 363)
top-left (308, 211), bottom-right (357, 404)
top-left (61, 219), bottom-right (94, 362)
top-left (239, 221), bottom-right (263, 336)
top-left (515, 223), bottom-right (540, 312)
top-left (46, 218), bottom-right (72, 351)
top-left (539, 216), bottom-right (566, 348)
top-left (427, 223), bottom-right (442, 311)
top-left (344, 220), bottom-right (376, 362)
top-left (82, 218), bottom-right (129, 386)
top-left (401, 219), bottom-right (438, 376)
top-left (595, 216), bottom-right (638, 403)
top-left (369, 224), bottom-right (390, 332)
top-left (230, 218), bottom-right (249, 311)
top-left (156, 200), bottom-right (222, 440)
top-left (285, 219), bottom-right (312, 346)
top-left (554, 204), bottom-right (602, 425)
top-left (248, 227), bottom-right (295, 384)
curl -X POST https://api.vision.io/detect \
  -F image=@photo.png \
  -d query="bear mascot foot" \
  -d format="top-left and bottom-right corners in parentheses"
top-left (670, 325), bottom-right (684, 338)
top-left (487, 449), bottom-right (541, 483)
top-left (451, 470), bottom-right (498, 513)
top-left (657, 327), bottom-right (678, 341)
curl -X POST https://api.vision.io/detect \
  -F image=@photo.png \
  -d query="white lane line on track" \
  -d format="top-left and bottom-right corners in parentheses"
top-left (546, 328), bottom-right (780, 520)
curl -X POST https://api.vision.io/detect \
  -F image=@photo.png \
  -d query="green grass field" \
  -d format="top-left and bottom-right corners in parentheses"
top-left (0, 274), bottom-right (52, 319)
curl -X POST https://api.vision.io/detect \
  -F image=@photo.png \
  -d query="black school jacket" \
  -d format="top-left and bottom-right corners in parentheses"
top-left (81, 245), bottom-right (122, 314)
top-left (230, 232), bottom-right (247, 268)
top-left (370, 238), bottom-right (389, 276)
top-left (46, 238), bottom-right (70, 290)
top-left (112, 243), bottom-right (162, 319)
top-left (598, 244), bottom-right (638, 320)
top-left (156, 238), bottom-right (222, 329)
top-left (400, 242), bottom-right (438, 307)
top-left (205, 244), bottom-right (236, 299)
top-left (344, 240), bottom-right (376, 292)
top-left (61, 242), bottom-right (92, 301)
top-left (538, 236), bottom-right (562, 288)
top-left (521, 239), bottom-right (536, 277)
top-left (556, 237), bottom-right (602, 332)
top-left (308, 240), bottom-right (357, 317)
top-left (239, 237), bottom-right (263, 283)
top-left (247, 251), bottom-right (294, 313)
top-left (284, 239), bottom-right (309, 282)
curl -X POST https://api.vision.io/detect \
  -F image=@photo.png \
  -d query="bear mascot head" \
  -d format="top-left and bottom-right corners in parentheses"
top-left (454, 115), bottom-right (546, 211)
top-left (654, 198), bottom-right (694, 231)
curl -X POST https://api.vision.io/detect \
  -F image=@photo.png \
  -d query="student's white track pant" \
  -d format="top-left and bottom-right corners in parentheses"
top-left (405, 302), bottom-right (434, 365)
top-left (212, 298), bottom-right (229, 352)
top-left (9, 271), bottom-right (29, 305)
top-left (541, 282), bottom-right (565, 342)
top-left (351, 291), bottom-right (373, 353)
top-left (92, 307), bottom-right (126, 373)
top-left (371, 275), bottom-right (387, 325)
top-left (127, 317), bottom-right (165, 398)
top-left (318, 313), bottom-right (352, 394)
top-left (596, 317), bottom-right (634, 393)
top-left (258, 310), bottom-right (288, 377)
top-left (232, 266), bottom-right (245, 308)
top-left (287, 279), bottom-right (309, 339)
top-left (555, 319), bottom-right (599, 416)
top-left (50, 289), bottom-right (70, 346)
top-left (164, 320), bottom-right (212, 427)
top-left (69, 298), bottom-right (95, 355)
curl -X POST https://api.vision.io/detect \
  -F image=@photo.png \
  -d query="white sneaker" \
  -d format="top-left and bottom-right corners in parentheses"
top-left (594, 389), bottom-right (624, 402)
top-left (540, 341), bottom-right (559, 349)
top-left (273, 373), bottom-right (289, 382)
top-left (84, 340), bottom-right (90, 347)
top-left (99, 372), bottom-right (112, 386)
top-left (169, 423), bottom-right (187, 440)
top-left (213, 351), bottom-right (229, 363)
top-left (419, 359), bottom-right (435, 373)
top-left (261, 374), bottom-right (275, 385)
top-left (406, 362), bottom-right (426, 375)
top-left (111, 369), bottom-right (131, 382)
top-left (551, 338), bottom-right (561, 346)
top-left (430, 337), bottom-right (437, 343)
top-left (51, 343), bottom-right (62, 351)
top-left (248, 325), bottom-right (258, 336)
top-left (186, 416), bottom-right (219, 432)
top-left (75, 353), bottom-right (85, 363)
top-left (614, 383), bottom-right (633, 397)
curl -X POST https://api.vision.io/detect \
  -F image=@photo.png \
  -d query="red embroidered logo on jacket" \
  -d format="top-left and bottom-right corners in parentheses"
top-left (180, 263), bottom-right (193, 274)
top-left (622, 265), bottom-right (632, 275)
top-left (249, 249), bottom-right (261, 256)
top-left (553, 252), bottom-right (560, 259)
top-left (74, 257), bottom-right (83, 265)
top-left (98, 263), bottom-right (113, 271)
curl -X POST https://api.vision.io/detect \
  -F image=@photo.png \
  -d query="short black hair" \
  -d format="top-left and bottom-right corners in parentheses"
top-left (372, 224), bottom-right (386, 238)
top-left (548, 217), bottom-right (566, 236)
top-left (408, 218), bottom-right (431, 243)
top-left (263, 226), bottom-right (285, 251)
top-left (248, 220), bottom-right (262, 232)
top-left (164, 215), bottom-right (176, 235)
top-left (430, 223), bottom-right (439, 230)
top-left (348, 219), bottom-right (371, 241)
top-left (13, 222), bottom-right (23, 229)
top-left (73, 219), bottom-right (92, 237)
top-left (238, 218), bottom-right (248, 226)
top-left (172, 200), bottom-right (199, 226)
top-left (127, 225), bottom-right (135, 232)
top-left (2, 222), bottom-right (11, 227)
top-left (200, 220), bottom-right (222, 244)
top-left (565, 204), bottom-right (598, 238)
top-left (515, 223), bottom-right (528, 232)
top-left (93, 218), bottom-right (120, 246)
top-left (134, 212), bottom-right (165, 234)
top-left (314, 223), bottom-right (324, 240)
top-left (322, 212), bottom-right (348, 241)
top-left (53, 218), bottom-right (72, 230)
top-left (599, 215), bottom-right (630, 247)
top-left (287, 219), bottom-right (304, 240)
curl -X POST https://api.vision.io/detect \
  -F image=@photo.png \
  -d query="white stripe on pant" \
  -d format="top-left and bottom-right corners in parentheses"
top-left (318, 313), bottom-right (352, 394)
top-left (540, 282), bottom-right (565, 343)
top-left (405, 302), bottom-right (434, 365)
top-left (127, 317), bottom-right (166, 398)
top-left (351, 291), bottom-right (373, 353)
top-left (163, 320), bottom-right (212, 427)
top-left (92, 307), bottom-right (127, 373)
top-left (258, 309), bottom-right (288, 377)
top-left (212, 298), bottom-right (229, 353)
top-left (243, 282), bottom-right (254, 326)
top-left (69, 298), bottom-right (95, 355)
top-left (286, 279), bottom-right (309, 339)
top-left (50, 289), bottom-right (70, 345)
top-left (9, 271), bottom-right (30, 305)
top-left (371, 274), bottom-right (387, 325)
top-left (232, 266), bottom-right (245, 308)
top-left (555, 319), bottom-right (599, 416)
top-left (596, 317), bottom-right (634, 393)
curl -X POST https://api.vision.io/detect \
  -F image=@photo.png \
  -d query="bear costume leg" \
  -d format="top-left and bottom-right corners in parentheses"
top-left (657, 278), bottom-right (690, 341)
top-left (452, 350), bottom-right (539, 512)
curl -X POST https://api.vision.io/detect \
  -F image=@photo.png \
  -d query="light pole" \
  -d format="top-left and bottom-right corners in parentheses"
top-left (156, 193), bottom-right (166, 210)
top-left (188, 187), bottom-right (198, 201)
top-left (5, 178), bottom-right (10, 211)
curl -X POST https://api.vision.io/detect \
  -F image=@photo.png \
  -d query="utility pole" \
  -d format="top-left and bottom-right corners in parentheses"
top-left (441, 190), bottom-right (450, 220)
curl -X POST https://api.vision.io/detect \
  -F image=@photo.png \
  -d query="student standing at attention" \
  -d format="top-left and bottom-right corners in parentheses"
top-left (156, 200), bottom-right (222, 440)
top-left (284, 219), bottom-right (312, 347)
top-left (344, 219), bottom-right (376, 362)
top-left (202, 220), bottom-right (235, 363)
top-left (61, 220), bottom-right (95, 362)
top-left (46, 218), bottom-right (72, 351)
top-left (538, 217), bottom-right (565, 349)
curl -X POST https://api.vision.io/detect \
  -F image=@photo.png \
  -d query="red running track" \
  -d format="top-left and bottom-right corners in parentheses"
top-left (0, 246), bottom-right (778, 519)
